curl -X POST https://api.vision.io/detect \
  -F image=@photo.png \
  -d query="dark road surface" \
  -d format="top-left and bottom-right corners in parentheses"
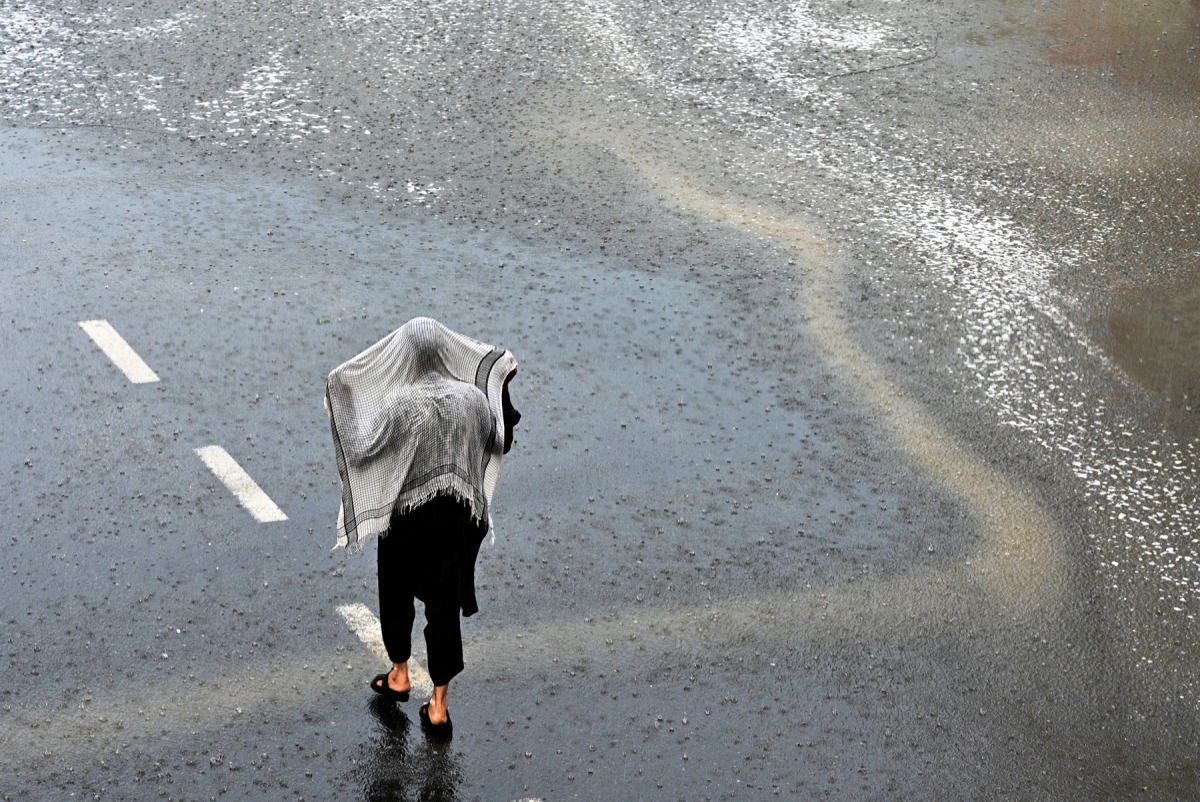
top-left (3, 1), bottom-right (1200, 799)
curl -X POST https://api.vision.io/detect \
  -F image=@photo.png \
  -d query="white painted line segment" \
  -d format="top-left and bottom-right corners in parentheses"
top-left (78, 320), bottom-right (159, 383)
top-left (195, 445), bottom-right (288, 522)
top-left (338, 602), bottom-right (434, 695)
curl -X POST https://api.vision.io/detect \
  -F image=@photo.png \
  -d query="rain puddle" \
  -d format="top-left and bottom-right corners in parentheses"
top-left (1044, 0), bottom-right (1200, 441)
top-left (1105, 268), bottom-right (1200, 439)
top-left (1047, 0), bottom-right (1200, 93)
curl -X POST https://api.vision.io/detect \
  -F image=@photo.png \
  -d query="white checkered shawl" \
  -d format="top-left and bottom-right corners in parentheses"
top-left (326, 317), bottom-right (518, 549)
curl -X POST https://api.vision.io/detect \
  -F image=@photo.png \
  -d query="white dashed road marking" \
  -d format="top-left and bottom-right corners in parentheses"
top-left (338, 602), bottom-right (434, 695)
top-left (78, 319), bottom-right (160, 383)
top-left (195, 445), bottom-right (288, 522)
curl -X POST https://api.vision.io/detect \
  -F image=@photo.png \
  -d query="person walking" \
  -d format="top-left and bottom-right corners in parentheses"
top-left (326, 317), bottom-right (520, 737)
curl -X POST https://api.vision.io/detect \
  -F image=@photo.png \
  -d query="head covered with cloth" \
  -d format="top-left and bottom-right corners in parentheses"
top-left (326, 317), bottom-right (519, 550)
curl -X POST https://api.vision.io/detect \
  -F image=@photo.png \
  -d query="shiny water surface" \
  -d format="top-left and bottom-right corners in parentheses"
top-left (3, 0), bottom-right (1200, 798)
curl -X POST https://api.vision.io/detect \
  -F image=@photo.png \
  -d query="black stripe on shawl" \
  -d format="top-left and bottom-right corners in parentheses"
top-left (474, 348), bottom-right (504, 394)
top-left (474, 348), bottom-right (505, 489)
top-left (327, 384), bottom-right (359, 545)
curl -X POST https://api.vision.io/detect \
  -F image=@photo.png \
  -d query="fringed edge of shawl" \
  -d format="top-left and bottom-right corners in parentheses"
top-left (334, 474), bottom-right (488, 552)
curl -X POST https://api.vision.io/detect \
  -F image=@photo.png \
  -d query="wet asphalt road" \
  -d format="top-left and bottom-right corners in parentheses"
top-left (3, 0), bottom-right (1200, 800)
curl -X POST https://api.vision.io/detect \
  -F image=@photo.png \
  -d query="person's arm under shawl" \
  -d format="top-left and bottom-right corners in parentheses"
top-left (502, 370), bottom-right (520, 454)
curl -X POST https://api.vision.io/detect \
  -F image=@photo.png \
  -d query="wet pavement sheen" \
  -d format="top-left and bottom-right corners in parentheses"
top-left (3, 0), bottom-right (1200, 799)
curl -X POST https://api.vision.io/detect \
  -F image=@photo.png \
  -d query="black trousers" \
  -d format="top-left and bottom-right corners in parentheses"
top-left (377, 495), bottom-right (476, 686)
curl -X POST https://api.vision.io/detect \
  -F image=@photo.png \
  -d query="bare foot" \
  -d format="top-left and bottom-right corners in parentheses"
top-left (425, 684), bottom-right (450, 725)
top-left (387, 662), bottom-right (411, 695)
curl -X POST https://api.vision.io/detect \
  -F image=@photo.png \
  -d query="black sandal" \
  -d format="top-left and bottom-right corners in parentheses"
top-left (370, 672), bottom-right (410, 702)
top-left (419, 703), bottom-right (453, 737)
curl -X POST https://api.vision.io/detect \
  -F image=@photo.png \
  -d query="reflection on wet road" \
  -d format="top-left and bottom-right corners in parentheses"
top-left (565, 0), bottom-right (1200, 667)
top-left (1049, 0), bottom-right (1200, 93)
top-left (1106, 280), bottom-right (1200, 439)
top-left (565, 130), bottom-right (1065, 616)
top-left (3, 0), bottom-right (1200, 797)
